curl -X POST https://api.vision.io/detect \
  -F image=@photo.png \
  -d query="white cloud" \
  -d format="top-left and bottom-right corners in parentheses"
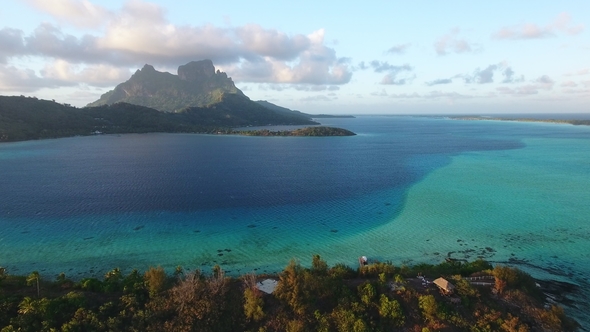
top-left (257, 83), bottom-right (340, 92)
top-left (426, 78), bottom-right (453, 86)
top-left (562, 88), bottom-right (590, 95)
top-left (0, 60), bottom-right (131, 93)
top-left (235, 24), bottom-right (310, 60)
top-left (41, 60), bottom-right (132, 87)
top-left (0, 65), bottom-right (66, 92)
top-left (222, 31), bottom-right (352, 85)
top-left (458, 62), bottom-right (523, 84)
top-left (371, 89), bottom-right (389, 97)
top-left (368, 61), bottom-right (414, 85)
top-left (388, 92), bottom-right (421, 99)
top-left (560, 81), bottom-right (577, 88)
top-left (386, 91), bottom-right (474, 100)
top-left (473, 65), bottom-right (497, 84)
top-left (425, 91), bottom-right (473, 100)
top-left (386, 43), bottom-right (411, 55)
top-left (496, 75), bottom-right (555, 96)
top-left (552, 12), bottom-right (585, 35)
top-left (0, 28), bottom-right (26, 63)
top-left (4, 0), bottom-right (352, 91)
top-left (24, 0), bottom-right (113, 29)
top-left (564, 68), bottom-right (589, 76)
top-left (493, 12), bottom-right (584, 40)
top-left (300, 95), bottom-right (333, 102)
top-left (434, 28), bottom-right (472, 55)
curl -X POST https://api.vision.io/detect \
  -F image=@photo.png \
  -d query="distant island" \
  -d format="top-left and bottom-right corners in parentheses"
top-left (310, 114), bottom-right (356, 119)
top-left (450, 115), bottom-right (590, 126)
top-left (234, 126), bottom-right (356, 136)
top-left (0, 60), bottom-right (357, 143)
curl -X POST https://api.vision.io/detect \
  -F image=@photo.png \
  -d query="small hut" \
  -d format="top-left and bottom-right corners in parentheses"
top-left (433, 277), bottom-right (455, 295)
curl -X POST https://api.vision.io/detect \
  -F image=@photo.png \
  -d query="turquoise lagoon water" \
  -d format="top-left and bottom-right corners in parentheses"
top-left (1, 116), bottom-right (590, 324)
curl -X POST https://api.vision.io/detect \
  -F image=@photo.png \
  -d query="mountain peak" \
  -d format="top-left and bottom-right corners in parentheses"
top-left (87, 60), bottom-right (244, 112)
top-left (178, 60), bottom-right (215, 82)
top-left (142, 64), bottom-right (156, 71)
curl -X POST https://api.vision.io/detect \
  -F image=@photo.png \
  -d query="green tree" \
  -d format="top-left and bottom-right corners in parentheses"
top-left (123, 269), bottom-right (145, 295)
top-left (418, 295), bottom-right (438, 321)
top-left (61, 308), bottom-right (103, 332)
top-left (243, 288), bottom-right (264, 322)
top-left (26, 271), bottom-right (40, 297)
top-left (0, 267), bottom-right (5, 283)
top-left (501, 314), bottom-right (529, 332)
top-left (378, 294), bottom-right (404, 326)
top-left (56, 272), bottom-right (66, 284)
top-left (286, 319), bottom-right (306, 332)
top-left (144, 266), bottom-right (167, 297)
top-left (358, 282), bottom-right (375, 306)
top-left (311, 254), bottom-right (328, 275)
top-left (103, 268), bottom-right (123, 292)
top-left (274, 259), bottom-right (307, 315)
top-left (331, 306), bottom-right (358, 332)
top-left (17, 297), bottom-right (36, 316)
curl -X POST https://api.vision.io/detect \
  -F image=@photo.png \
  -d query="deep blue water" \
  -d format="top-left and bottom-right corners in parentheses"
top-left (0, 117), bottom-right (524, 220)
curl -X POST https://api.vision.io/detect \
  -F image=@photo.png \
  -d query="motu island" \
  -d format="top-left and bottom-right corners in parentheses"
top-left (449, 115), bottom-right (590, 126)
top-left (235, 127), bottom-right (356, 136)
top-left (0, 257), bottom-right (578, 331)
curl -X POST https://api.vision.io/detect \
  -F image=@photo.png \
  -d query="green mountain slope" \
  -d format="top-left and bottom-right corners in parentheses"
top-left (255, 100), bottom-right (311, 119)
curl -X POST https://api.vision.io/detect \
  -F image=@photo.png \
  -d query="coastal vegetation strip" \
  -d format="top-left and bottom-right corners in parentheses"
top-left (0, 258), bottom-right (578, 331)
top-left (450, 115), bottom-right (590, 126)
top-left (234, 127), bottom-right (356, 137)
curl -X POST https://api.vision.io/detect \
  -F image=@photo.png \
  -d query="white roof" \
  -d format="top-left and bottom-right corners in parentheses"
top-left (256, 279), bottom-right (278, 294)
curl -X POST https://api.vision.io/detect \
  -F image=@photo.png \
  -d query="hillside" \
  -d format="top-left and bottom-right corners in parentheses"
top-left (0, 96), bottom-right (318, 142)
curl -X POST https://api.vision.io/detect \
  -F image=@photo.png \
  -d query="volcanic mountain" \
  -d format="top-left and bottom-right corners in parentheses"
top-left (87, 60), bottom-right (250, 112)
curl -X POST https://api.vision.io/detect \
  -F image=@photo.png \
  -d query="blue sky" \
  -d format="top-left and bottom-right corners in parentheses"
top-left (1, 0), bottom-right (588, 114)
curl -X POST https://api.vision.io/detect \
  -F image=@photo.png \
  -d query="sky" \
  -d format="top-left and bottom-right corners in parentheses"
top-left (0, 0), bottom-right (589, 114)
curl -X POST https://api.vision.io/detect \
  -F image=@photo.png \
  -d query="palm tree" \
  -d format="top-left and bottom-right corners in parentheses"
top-left (18, 297), bottom-right (36, 315)
top-left (174, 265), bottom-right (184, 278)
top-left (27, 271), bottom-right (40, 297)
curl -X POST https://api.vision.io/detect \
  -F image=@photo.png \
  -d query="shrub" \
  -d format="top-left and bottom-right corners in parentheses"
top-left (328, 263), bottom-right (356, 279)
top-left (144, 266), bottom-right (167, 297)
top-left (78, 278), bottom-right (103, 292)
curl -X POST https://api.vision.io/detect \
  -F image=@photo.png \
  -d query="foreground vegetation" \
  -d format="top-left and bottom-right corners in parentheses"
top-left (0, 257), bottom-right (577, 331)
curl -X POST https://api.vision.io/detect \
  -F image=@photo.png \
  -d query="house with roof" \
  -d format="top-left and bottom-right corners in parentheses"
top-left (433, 277), bottom-right (455, 295)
